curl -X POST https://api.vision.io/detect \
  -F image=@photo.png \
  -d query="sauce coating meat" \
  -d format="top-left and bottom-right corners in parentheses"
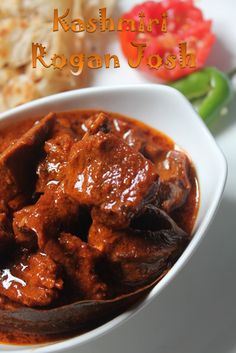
top-left (64, 130), bottom-right (159, 228)
top-left (0, 110), bottom-right (199, 344)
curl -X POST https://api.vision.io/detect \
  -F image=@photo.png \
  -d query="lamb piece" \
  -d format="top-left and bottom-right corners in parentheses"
top-left (52, 115), bottom-right (78, 139)
top-left (83, 112), bottom-right (112, 138)
top-left (13, 189), bottom-right (80, 249)
top-left (84, 113), bottom-right (175, 166)
top-left (86, 113), bottom-right (175, 160)
top-left (156, 150), bottom-right (192, 213)
top-left (0, 113), bottom-right (55, 208)
top-left (36, 133), bottom-right (75, 193)
top-left (89, 205), bottom-right (188, 286)
top-left (64, 132), bottom-right (159, 228)
top-left (44, 233), bottom-right (108, 301)
top-left (55, 111), bottom-right (92, 139)
top-left (0, 213), bottom-right (14, 255)
top-left (0, 252), bottom-right (63, 307)
top-left (84, 113), bottom-right (149, 153)
top-left (142, 142), bottom-right (170, 164)
top-left (36, 113), bottom-right (111, 193)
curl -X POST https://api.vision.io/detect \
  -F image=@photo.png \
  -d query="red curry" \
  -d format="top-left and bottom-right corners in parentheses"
top-left (0, 110), bottom-right (199, 344)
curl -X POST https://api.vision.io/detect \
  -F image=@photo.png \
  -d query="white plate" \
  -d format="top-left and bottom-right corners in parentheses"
top-left (0, 84), bottom-right (227, 353)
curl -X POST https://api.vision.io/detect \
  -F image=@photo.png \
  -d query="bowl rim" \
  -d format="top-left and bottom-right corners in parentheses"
top-left (0, 84), bottom-right (227, 353)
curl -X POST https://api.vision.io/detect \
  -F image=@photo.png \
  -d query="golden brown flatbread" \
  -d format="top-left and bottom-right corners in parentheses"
top-left (0, 0), bottom-right (116, 112)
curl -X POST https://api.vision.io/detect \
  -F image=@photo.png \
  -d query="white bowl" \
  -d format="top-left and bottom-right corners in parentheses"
top-left (0, 84), bottom-right (227, 353)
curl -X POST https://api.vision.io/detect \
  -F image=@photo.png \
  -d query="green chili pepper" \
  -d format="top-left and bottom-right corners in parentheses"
top-left (170, 67), bottom-right (233, 124)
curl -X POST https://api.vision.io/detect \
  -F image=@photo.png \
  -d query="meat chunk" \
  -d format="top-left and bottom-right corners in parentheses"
top-left (84, 113), bottom-right (174, 161)
top-left (0, 252), bottom-right (63, 307)
top-left (52, 115), bottom-right (77, 138)
top-left (45, 233), bottom-right (108, 301)
top-left (64, 132), bottom-right (159, 228)
top-left (89, 206), bottom-right (188, 286)
top-left (13, 189), bottom-right (80, 249)
top-left (83, 112), bottom-right (112, 138)
top-left (0, 213), bottom-right (14, 255)
top-left (0, 113), bottom-right (55, 208)
top-left (84, 112), bottom-right (150, 153)
top-left (156, 150), bottom-right (191, 213)
top-left (36, 133), bottom-right (75, 193)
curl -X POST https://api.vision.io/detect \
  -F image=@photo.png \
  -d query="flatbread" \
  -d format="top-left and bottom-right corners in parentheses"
top-left (0, 0), bottom-right (116, 112)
